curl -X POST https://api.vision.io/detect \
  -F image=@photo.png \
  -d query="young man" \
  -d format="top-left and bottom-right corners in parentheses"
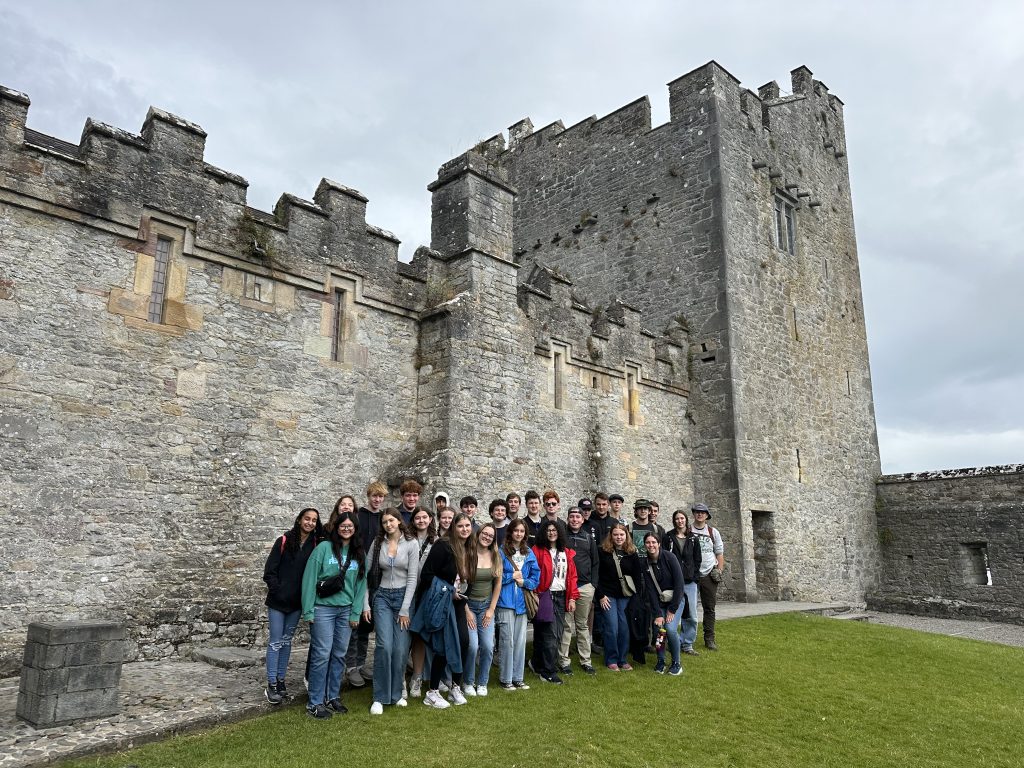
top-left (541, 490), bottom-right (569, 538)
top-left (649, 500), bottom-right (666, 539)
top-left (505, 492), bottom-right (521, 520)
top-left (434, 492), bottom-right (449, 519)
top-left (460, 495), bottom-right (478, 517)
top-left (691, 503), bottom-right (725, 651)
top-left (608, 493), bottom-right (625, 520)
top-left (559, 507), bottom-right (598, 675)
top-left (489, 498), bottom-right (510, 546)
top-left (590, 492), bottom-right (615, 546)
top-left (346, 480), bottom-right (392, 689)
top-left (523, 490), bottom-right (543, 547)
top-left (628, 498), bottom-right (657, 551)
top-left (397, 479), bottom-right (423, 525)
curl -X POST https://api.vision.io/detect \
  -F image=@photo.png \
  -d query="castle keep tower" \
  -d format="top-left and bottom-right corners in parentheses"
top-left (492, 62), bottom-right (881, 602)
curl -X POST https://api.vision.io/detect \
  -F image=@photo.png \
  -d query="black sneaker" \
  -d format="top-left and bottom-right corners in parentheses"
top-left (276, 680), bottom-right (288, 699)
top-left (580, 663), bottom-right (597, 675)
top-left (306, 703), bottom-right (332, 719)
top-left (326, 698), bottom-right (348, 714)
top-left (265, 684), bottom-right (282, 705)
top-left (540, 673), bottom-right (563, 685)
top-left (558, 665), bottom-right (574, 676)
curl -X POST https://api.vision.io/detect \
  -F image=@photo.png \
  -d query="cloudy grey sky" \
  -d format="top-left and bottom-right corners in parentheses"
top-left (2, 1), bottom-right (1022, 473)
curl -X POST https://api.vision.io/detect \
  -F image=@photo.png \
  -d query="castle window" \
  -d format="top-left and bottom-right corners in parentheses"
top-left (960, 542), bottom-right (992, 586)
top-left (774, 194), bottom-right (796, 255)
top-left (244, 274), bottom-right (274, 304)
top-left (626, 369), bottom-right (638, 426)
top-left (331, 289), bottom-right (346, 362)
top-left (147, 236), bottom-right (173, 323)
top-left (553, 351), bottom-right (565, 410)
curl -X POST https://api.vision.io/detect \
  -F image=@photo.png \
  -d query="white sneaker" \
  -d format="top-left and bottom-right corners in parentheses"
top-left (463, 684), bottom-right (477, 697)
top-left (423, 689), bottom-right (450, 709)
top-left (409, 677), bottom-right (422, 698)
top-left (396, 697), bottom-right (408, 707)
top-left (476, 685), bottom-right (488, 697)
top-left (449, 684), bottom-right (468, 705)
top-left (369, 701), bottom-right (384, 715)
top-left (438, 680), bottom-right (450, 693)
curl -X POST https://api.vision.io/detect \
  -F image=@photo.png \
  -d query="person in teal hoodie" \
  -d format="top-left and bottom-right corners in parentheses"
top-left (301, 511), bottom-right (368, 719)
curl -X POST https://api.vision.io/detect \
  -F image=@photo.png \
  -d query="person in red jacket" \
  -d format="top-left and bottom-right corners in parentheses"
top-left (530, 519), bottom-right (579, 684)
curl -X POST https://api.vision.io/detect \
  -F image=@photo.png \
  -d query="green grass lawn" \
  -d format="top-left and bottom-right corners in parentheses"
top-left (60, 613), bottom-right (1024, 768)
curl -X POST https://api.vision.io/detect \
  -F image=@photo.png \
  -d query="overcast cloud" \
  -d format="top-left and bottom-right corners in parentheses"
top-left (2, 0), bottom-right (1022, 473)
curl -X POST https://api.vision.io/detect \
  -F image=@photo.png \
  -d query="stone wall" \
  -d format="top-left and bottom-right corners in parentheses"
top-left (489, 63), bottom-right (880, 602)
top-left (0, 84), bottom-right (691, 673)
top-left (871, 466), bottom-right (1024, 623)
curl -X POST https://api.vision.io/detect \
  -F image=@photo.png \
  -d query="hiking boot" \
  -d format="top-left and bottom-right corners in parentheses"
top-left (369, 701), bottom-right (384, 715)
top-left (448, 684), bottom-right (468, 705)
top-left (682, 647), bottom-right (700, 656)
top-left (705, 638), bottom-right (718, 651)
top-left (326, 698), bottom-right (348, 714)
top-left (423, 689), bottom-right (450, 709)
top-left (265, 684), bottom-right (282, 705)
top-left (276, 680), bottom-right (288, 699)
top-left (306, 703), bottom-right (332, 719)
top-left (668, 662), bottom-right (683, 676)
top-left (654, 659), bottom-right (666, 674)
top-left (409, 676), bottom-right (422, 698)
top-left (347, 669), bottom-right (366, 688)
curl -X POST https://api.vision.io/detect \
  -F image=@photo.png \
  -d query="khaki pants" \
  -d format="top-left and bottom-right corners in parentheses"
top-left (558, 583), bottom-right (595, 667)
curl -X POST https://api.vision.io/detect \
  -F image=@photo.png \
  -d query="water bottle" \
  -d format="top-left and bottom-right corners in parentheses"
top-left (655, 626), bottom-right (668, 652)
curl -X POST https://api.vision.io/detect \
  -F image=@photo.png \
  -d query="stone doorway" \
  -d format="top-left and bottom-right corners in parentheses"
top-left (751, 510), bottom-right (780, 599)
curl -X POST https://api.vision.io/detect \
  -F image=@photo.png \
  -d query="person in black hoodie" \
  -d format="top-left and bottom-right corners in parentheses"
top-left (642, 533), bottom-right (685, 676)
top-left (663, 509), bottom-right (703, 656)
top-left (263, 507), bottom-right (322, 704)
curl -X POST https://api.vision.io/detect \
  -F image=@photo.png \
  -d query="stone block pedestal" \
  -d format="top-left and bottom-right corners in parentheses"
top-left (17, 620), bottom-right (126, 727)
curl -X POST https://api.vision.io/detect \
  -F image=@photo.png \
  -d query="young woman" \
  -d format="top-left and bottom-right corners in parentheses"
top-left (262, 507), bottom-right (322, 704)
top-left (407, 507), bottom-right (437, 698)
top-left (364, 509), bottom-right (420, 714)
top-left (496, 518), bottom-right (539, 691)
top-left (325, 494), bottom-right (357, 535)
top-left (413, 513), bottom-right (473, 708)
top-left (436, 507), bottom-right (454, 539)
top-left (663, 510), bottom-right (702, 656)
top-left (300, 511), bottom-right (367, 719)
top-left (643, 533), bottom-right (685, 675)
top-left (530, 519), bottom-right (580, 684)
top-left (595, 522), bottom-right (643, 671)
top-left (462, 523), bottom-right (502, 696)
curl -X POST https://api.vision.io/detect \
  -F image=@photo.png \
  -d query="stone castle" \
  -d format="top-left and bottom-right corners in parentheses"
top-left (3, 60), bottom-right (1015, 674)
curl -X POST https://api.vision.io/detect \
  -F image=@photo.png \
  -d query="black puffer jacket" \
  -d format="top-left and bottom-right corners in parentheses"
top-left (662, 531), bottom-right (702, 583)
top-left (263, 532), bottom-right (320, 612)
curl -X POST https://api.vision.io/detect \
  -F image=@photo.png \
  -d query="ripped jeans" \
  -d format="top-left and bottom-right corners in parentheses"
top-left (266, 607), bottom-right (300, 683)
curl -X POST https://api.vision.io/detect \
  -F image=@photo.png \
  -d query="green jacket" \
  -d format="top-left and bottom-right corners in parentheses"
top-left (301, 541), bottom-right (368, 622)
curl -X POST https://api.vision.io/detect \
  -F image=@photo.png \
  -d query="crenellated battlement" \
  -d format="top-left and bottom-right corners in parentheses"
top-left (0, 86), bottom-right (416, 308)
top-left (517, 261), bottom-right (688, 394)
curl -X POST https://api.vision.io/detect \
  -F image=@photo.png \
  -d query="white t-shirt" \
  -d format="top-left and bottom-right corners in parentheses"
top-left (691, 524), bottom-right (723, 576)
top-left (549, 548), bottom-right (567, 592)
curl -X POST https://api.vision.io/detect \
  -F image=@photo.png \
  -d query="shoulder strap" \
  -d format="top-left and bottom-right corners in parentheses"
top-left (647, 560), bottom-right (664, 593)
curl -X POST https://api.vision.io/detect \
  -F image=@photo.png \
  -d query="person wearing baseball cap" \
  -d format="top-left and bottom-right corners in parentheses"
top-left (628, 498), bottom-right (658, 551)
top-left (690, 503), bottom-right (725, 650)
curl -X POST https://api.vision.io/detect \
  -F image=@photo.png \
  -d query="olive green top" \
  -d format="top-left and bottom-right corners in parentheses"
top-left (467, 565), bottom-right (494, 601)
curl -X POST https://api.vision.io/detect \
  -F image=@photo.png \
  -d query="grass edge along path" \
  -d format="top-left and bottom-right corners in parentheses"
top-left (59, 613), bottom-right (1024, 768)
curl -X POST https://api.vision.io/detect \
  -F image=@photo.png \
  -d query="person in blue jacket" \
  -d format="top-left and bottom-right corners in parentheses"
top-left (495, 518), bottom-right (540, 691)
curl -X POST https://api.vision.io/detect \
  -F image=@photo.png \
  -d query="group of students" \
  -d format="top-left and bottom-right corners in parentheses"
top-left (261, 480), bottom-right (726, 718)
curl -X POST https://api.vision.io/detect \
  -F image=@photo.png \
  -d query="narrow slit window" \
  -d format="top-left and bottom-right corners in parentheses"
top-left (792, 306), bottom-right (800, 342)
top-left (774, 194), bottom-right (796, 255)
top-left (331, 289), bottom-right (346, 362)
top-left (147, 236), bottom-right (173, 324)
top-left (846, 370), bottom-right (852, 396)
top-left (553, 352), bottom-right (564, 410)
top-left (796, 448), bottom-right (803, 483)
top-left (627, 371), bottom-right (638, 426)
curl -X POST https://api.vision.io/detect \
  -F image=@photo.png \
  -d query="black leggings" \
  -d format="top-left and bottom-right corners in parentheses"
top-left (429, 599), bottom-right (469, 689)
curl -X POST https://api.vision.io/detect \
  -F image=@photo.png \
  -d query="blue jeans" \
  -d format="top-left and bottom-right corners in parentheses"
top-left (496, 608), bottom-right (527, 685)
top-left (680, 581), bottom-right (699, 649)
top-left (464, 599), bottom-right (495, 687)
top-left (601, 596), bottom-right (630, 667)
top-left (655, 603), bottom-right (682, 665)
top-left (308, 604), bottom-right (353, 706)
top-left (372, 587), bottom-right (410, 705)
top-left (266, 607), bottom-right (300, 683)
